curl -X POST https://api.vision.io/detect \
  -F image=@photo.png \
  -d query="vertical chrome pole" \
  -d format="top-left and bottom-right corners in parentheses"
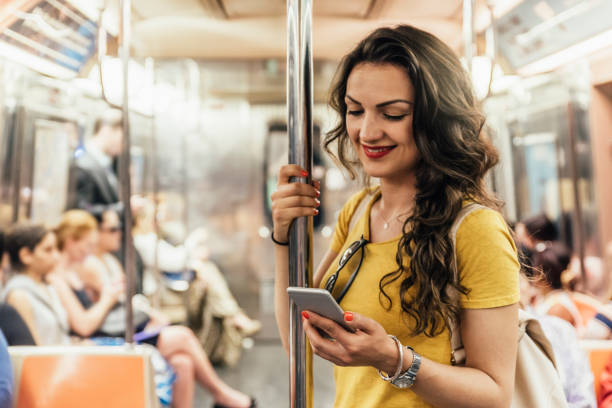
top-left (119, 0), bottom-right (135, 343)
top-left (149, 57), bottom-right (162, 309)
top-left (287, 0), bottom-right (314, 407)
top-left (463, 0), bottom-right (474, 74)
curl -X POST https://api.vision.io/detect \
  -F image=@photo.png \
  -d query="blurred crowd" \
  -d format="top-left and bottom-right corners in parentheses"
top-left (0, 111), bottom-right (259, 408)
top-left (515, 213), bottom-right (612, 408)
top-left (1, 111), bottom-right (611, 408)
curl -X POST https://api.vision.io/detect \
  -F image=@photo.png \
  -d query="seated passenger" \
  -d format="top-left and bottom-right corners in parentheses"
top-left (50, 210), bottom-right (255, 408)
top-left (529, 240), bottom-right (608, 339)
top-left (516, 213), bottom-right (558, 247)
top-left (0, 230), bottom-right (35, 346)
top-left (567, 254), bottom-right (607, 301)
top-left (519, 275), bottom-right (596, 407)
top-left (0, 230), bottom-right (12, 287)
top-left (131, 203), bottom-right (261, 337)
top-left (0, 330), bottom-right (12, 408)
top-left (0, 224), bottom-right (71, 345)
top-left (0, 303), bottom-right (35, 346)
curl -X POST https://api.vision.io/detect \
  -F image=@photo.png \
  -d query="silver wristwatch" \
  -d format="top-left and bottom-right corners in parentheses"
top-left (390, 346), bottom-right (421, 389)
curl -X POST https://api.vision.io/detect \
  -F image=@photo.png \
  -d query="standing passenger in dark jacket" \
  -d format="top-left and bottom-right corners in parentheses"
top-left (66, 110), bottom-right (123, 218)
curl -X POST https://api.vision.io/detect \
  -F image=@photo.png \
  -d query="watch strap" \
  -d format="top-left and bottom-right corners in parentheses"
top-left (391, 345), bottom-right (421, 389)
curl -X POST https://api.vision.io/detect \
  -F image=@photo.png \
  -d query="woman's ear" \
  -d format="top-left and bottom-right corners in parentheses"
top-left (18, 247), bottom-right (33, 268)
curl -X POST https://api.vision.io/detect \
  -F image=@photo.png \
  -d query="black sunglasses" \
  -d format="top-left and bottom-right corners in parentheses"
top-left (324, 235), bottom-right (368, 304)
top-left (100, 225), bottom-right (122, 233)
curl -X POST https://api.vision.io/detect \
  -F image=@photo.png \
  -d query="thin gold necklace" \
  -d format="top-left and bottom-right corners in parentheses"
top-left (378, 205), bottom-right (411, 230)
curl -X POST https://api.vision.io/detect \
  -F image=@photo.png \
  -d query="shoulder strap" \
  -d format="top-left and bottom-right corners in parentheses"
top-left (449, 203), bottom-right (487, 281)
top-left (447, 203), bottom-right (487, 363)
top-left (347, 192), bottom-right (370, 236)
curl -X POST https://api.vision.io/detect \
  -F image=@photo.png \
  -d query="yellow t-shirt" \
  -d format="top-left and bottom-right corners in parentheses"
top-left (319, 188), bottom-right (520, 408)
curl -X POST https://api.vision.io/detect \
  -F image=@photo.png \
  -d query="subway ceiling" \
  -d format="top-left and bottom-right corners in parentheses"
top-left (125, 0), bottom-right (497, 60)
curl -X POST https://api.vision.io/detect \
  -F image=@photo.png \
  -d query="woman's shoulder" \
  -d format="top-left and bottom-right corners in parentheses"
top-left (2, 275), bottom-right (35, 297)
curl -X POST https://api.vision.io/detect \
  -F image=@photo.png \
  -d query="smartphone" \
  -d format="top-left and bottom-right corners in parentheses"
top-left (287, 287), bottom-right (355, 333)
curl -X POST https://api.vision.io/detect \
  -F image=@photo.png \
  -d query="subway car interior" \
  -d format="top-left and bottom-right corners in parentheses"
top-left (0, 0), bottom-right (612, 407)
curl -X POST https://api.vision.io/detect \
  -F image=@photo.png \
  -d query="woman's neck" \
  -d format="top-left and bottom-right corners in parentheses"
top-left (60, 252), bottom-right (80, 271)
top-left (378, 176), bottom-right (417, 215)
top-left (23, 269), bottom-right (44, 284)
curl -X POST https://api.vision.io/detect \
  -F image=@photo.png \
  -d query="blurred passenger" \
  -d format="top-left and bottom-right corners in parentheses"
top-left (0, 225), bottom-right (69, 345)
top-left (519, 276), bottom-right (596, 407)
top-left (529, 240), bottom-right (611, 340)
top-left (50, 210), bottom-right (255, 408)
top-left (0, 303), bottom-right (35, 346)
top-left (131, 201), bottom-right (261, 337)
top-left (0, 330), bottom-right (12, 408)
top-left (66, 109), bottom-right (123, 217)
top-left (0, 230), bottom-right (11, 287)
top-left (516, 213), bottom-right (558, 249)
top-left (273, 25), bottom-right (520, 406)
top-left (567, 254), bottom-right (608, 301)
top-left (517, 213), bottom-right (609, 300)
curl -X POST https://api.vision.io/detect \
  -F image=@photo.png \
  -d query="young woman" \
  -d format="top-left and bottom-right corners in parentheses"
top-left (1, 224), bottom-right (69, 346)
top-left (49, 210), bottom-right (254, 408)
top-left (272, 25), bottom-right (520, 407)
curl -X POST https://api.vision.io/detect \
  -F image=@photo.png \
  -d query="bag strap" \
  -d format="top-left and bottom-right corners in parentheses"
top-left (347, 192), bottom-right (370, 236)
top-left (448, 203), bottom-right (487, 363)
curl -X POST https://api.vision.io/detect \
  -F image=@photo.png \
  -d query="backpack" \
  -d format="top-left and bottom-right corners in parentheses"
top-left (449, 204), bottom-right (568, 408)
top-left (185, 276), bottom-right (243, 367)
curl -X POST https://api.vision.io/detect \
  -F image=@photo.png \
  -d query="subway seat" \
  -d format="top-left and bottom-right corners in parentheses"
top-left (580, 339), bottom-right (612, 402)
top-left (8, 345), bottom-right (159, 408)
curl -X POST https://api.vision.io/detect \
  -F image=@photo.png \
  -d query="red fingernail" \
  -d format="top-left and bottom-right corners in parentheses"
top-left (314, 209), bottom-right (319, 215)
top-left (315, 199), bottom-right (320, 207)
top-left (344, 312), bottom-right (353, 322)
top-left (315, 190), bottom-right (320, 197)
top-left (302, 311), bottom-right (310, 319)
top-left (301, 170), bottom-right (309, 177)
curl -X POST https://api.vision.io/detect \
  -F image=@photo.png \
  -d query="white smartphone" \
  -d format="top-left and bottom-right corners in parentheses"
top-left (286, 287), bottom-right (355, 333)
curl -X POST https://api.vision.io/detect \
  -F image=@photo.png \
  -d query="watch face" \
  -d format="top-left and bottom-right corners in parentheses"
top-left (391, 374), bottom-right (414, 389)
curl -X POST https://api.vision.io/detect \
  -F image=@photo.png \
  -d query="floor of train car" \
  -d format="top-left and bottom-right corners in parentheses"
top-left (193, 264), bottom-right (336, 406)
top-left (194, 343), bottom-right (335, 406)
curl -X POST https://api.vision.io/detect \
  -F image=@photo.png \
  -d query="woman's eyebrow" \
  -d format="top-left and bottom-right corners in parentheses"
top-left (345, 94), bottom-right (413, 107)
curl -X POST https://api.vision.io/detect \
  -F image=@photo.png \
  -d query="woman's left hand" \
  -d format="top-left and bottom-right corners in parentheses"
top-left (302, 310), bottom-right (400, 373)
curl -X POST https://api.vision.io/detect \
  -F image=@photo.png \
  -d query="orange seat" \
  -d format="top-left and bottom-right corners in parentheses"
top-left (572, 293), bottom-right (601, 326)
top-left (9, 345), bottom-right (159, 408)
top-left (580, 340), bottom-right (612, 403)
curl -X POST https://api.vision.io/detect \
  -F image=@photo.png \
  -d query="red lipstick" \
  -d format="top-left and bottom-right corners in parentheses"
top-left (362, 145), bottom-right (396, 158)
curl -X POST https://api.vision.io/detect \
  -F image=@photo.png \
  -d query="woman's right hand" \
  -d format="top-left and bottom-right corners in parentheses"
top-left (271, 164), bottom-right (320, 243)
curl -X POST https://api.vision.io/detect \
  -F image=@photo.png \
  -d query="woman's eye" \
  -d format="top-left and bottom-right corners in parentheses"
top-left (347, 110), bottom-right (363, 116)
top-left (384, 114), bottom-right (407, 121)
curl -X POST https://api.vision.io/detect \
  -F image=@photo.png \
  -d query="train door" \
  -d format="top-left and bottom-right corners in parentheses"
top-left (0, 105), bottom-right (76, 226)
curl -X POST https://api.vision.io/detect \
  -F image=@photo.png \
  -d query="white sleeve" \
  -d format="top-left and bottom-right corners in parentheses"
top-left (134, 234), bottom-right (189, 272)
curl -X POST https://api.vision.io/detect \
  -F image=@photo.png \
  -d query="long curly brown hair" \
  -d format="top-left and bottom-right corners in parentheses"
top-left (324, 25), bottom-right (501, 337)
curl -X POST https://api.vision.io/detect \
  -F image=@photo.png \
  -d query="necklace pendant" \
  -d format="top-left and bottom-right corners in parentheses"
top-left (383, 222), bottom-right (389, 230)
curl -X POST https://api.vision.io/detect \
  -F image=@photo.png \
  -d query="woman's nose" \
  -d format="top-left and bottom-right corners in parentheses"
top-left (358, 112), bottom-right (383, 142)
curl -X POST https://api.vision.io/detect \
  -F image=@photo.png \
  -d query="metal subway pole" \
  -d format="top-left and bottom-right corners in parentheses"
top-left (149, 57), bottom-right (162, 310)
top-left (119, 0), bottom-right (136, 343)
top-left (287, 0), bottom-right (314, 407)
top-left (463, 0), bottom-right (474, 74)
